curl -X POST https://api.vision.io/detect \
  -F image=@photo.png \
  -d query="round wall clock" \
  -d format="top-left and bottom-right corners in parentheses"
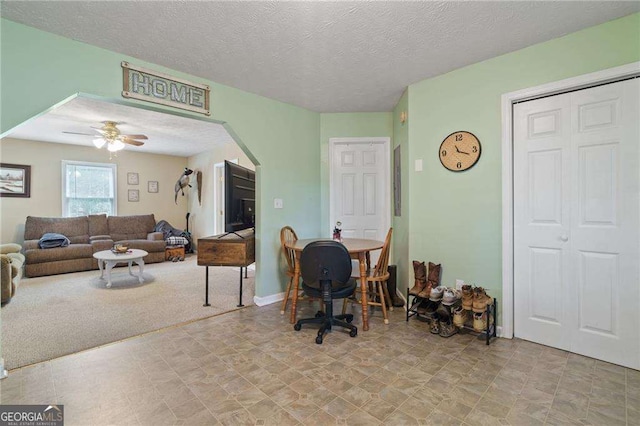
top-left (439, 131), bottom-right (481, 172)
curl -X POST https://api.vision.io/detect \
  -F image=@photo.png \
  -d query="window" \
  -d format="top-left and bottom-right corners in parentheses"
top-left (62, 161), bottom-right (117, 217)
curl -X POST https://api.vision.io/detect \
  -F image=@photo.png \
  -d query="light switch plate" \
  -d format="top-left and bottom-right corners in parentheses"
top-left (415, 159), bottom-right (423, 172)
top-left (274, 198), bottom-right (283, 209)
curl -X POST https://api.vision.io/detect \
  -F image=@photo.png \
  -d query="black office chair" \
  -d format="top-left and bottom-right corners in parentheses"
top-left (293, 241), bottom-right (358, 344)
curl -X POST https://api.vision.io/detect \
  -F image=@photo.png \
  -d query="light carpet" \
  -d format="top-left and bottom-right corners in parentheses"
top-left (1, 255), bottom-right (254, 370)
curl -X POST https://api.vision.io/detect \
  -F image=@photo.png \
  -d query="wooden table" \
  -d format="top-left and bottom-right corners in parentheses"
top-left (285, 238), bottom-right (384, 331)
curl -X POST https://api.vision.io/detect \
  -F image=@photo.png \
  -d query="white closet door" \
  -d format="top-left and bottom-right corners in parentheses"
top-left (514, 79), bottom-right (639, 369)
top-left (514, 93), bottom-right (572, 351)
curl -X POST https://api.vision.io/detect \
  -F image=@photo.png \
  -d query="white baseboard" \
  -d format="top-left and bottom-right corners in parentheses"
top-left (397, 290), bottom-right (408, 311)
top-left (253, 292), bottom-right (284, 307)
top-left (0, 358), bottom-right (7, 379)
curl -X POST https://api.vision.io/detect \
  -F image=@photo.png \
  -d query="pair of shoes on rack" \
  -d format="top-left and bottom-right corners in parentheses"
top-left (430, 286), bottom-right (462, 306)
top-left (430, 301), bottom-right (458, 338)
top-left (168, 256), bottom-right (185, 262)
top-left (472, 311), bottom-right (493, 332)
top-left (429, 317), bottom-right (458, 338)
top-left (409, 261), bottom-right (441, 298)
top-left (472, 287), bottom-right (492, 313)
top-left (454, 297), bottom-right (494, 331)
top-left (453, 306), bottom-right (469, 328)
top-left (461, 284), bottom-right (492, 312)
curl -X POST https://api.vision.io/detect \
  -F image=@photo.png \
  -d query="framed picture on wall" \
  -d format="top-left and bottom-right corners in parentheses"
top-left (127, 172), bottom-right (139, 185)
top-left (148, 181), bottom-right (158, 193)
top-left (128, 189), bottom-right (139, 202)
top-left (0, 163), bottom-right (31, 198)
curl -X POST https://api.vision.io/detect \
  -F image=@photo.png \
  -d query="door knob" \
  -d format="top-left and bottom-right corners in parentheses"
top-left (560, 235), bottom-right (569, 242)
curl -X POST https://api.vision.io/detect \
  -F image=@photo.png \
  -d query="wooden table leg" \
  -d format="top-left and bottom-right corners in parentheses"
top-left (290, 254), bottom-right (301, 324)
top-left (359, 252), bottom-right (369, 331)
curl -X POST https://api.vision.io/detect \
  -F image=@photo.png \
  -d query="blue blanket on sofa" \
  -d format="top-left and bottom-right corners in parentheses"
top-left (38, 233), bottom-right (70, 249)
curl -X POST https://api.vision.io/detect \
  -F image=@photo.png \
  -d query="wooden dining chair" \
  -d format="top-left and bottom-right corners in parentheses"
top-left (280, 226), bottom-right (301, 314)
top-left (343, 228), bottom-right (394, 324)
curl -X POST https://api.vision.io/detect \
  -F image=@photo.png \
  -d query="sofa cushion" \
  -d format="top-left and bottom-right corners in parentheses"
top-left (68, 235), bottom-right (90, 244)
top-left (91, 239), bottom-right (114, 253)
top-left (114, 239), bottom-right (165, 253)
top-left (25, 244), bottom-right (93, 264)
top-left (88, 214), bottom-right (109, 236)
top-left (25, 216), bottom-right (89, 241)
top-left (23, 240), bottom-right (39, 251)
top-left (108, 214), bottom-right (156, 241)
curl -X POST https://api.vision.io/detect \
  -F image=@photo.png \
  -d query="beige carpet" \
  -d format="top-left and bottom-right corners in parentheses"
top-left (1, 255), bottom-right (254, 370)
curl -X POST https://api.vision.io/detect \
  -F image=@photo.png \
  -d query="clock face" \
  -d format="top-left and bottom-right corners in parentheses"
top-left (439, 131), bottom-right (481, 172)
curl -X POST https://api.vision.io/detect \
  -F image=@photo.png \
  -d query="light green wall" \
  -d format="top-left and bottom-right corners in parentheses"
top-left (0, 18), bottom-right (321, 300)
top-left (391, 91), bottom-right (410, 298)
top-left (319, 113), bottom-right (393, 233)
top-left (406, 12), bottom-right (640, 315)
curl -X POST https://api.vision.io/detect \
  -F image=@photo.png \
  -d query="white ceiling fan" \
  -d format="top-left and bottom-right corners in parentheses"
top-left (63, 121), bottom-right (148, 152)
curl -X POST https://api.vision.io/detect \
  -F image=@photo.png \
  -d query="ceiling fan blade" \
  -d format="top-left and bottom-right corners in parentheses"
top-left (120, 137), bottom-right (145, 146)
top-left (62, 131), bottom-right (94, 136)
top-left (121, 134), bottom-right (148, 140)
top-left (91, 127), bottom-right (106, 135)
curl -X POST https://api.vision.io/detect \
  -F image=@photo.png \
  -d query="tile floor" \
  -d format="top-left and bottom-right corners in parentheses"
top-left (1, 301), bottom-right (638, 425)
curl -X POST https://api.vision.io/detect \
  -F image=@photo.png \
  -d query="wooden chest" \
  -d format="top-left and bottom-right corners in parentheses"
top-left (197, 230), bottom-right (255, 267)
top-left (165, 245), bottom-right (185, 261)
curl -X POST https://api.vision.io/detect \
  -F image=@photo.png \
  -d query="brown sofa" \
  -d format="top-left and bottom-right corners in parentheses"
top-left (23, 214), bottom-right (166, 278)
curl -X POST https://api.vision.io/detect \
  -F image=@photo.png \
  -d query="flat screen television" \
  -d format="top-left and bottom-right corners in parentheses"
top-left (224, 161), bottom-right (256, 233)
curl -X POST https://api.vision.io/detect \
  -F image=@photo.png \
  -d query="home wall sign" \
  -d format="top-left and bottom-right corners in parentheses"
top-left (122, 61), bottom-right (211, 116)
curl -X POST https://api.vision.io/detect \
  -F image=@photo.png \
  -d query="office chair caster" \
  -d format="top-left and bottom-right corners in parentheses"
top-left (349, 329), bottom-right (357, 337)
top-left (294, 324), bottom-right (302, 331)
top-left (345, 314), bottom-right (354, 323)
top-left (316, 335), bottom-right (323, 344)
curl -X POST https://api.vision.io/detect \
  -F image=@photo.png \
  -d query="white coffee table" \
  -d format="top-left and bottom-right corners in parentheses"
top-left (93, 249), bottom-right (148, 288)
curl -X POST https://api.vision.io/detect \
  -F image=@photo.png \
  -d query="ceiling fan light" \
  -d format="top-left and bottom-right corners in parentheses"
top-left (93, 138), bottom-right (106, 148)
top-left (108, 140), bottom-right (125, 152)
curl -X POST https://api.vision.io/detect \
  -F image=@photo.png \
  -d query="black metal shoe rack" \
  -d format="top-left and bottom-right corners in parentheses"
top-left (406, 290), bottom-right (498, 345)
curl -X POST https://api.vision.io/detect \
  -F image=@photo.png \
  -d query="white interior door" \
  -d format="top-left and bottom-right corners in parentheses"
top-left (330, 138), bottom-right (390, 265)
top-left (514, 79), bottom-right (639, 369)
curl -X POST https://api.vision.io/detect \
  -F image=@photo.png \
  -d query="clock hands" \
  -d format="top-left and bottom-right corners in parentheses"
top-left (455, 145), bottom-right (470, 155)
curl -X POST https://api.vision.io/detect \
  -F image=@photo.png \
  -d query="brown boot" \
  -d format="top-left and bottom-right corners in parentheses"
top-left (461, 284), bottom-right (473, 310)
top-left (409, 261), bottom-right (427, 296)
top-left (472, 287), bottom-right (491, 313)
top-left (418, 262), bottom-right (441, 298)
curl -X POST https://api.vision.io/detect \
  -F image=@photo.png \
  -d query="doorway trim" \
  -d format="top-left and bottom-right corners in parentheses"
top-left (501, 62), bottom-right (640, 339)
top-left (328, 137), bottom-right (391, 237)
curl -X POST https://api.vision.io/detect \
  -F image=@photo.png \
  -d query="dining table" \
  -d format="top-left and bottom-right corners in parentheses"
top-left (285, 237), bottom-right (384, 331)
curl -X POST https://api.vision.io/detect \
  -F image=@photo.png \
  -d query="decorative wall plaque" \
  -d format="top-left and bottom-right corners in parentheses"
top-left (122, 61), bottom-right (211, 116)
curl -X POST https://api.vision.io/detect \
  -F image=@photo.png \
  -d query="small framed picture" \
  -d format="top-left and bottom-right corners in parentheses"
top-left (148, 180), bottom-right (158, 193)
top-left (0, 163), bottom-right (31, 198)
top-left (128, 189), bottom-right (139, 202)
top-left (127, 172), bottom-right (139, 185)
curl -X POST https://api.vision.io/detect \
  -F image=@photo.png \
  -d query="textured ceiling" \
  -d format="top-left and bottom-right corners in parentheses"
top-left (1, 1), bottom-right (639, 112)
top-left (7, 97), bottom-right (235, 157)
